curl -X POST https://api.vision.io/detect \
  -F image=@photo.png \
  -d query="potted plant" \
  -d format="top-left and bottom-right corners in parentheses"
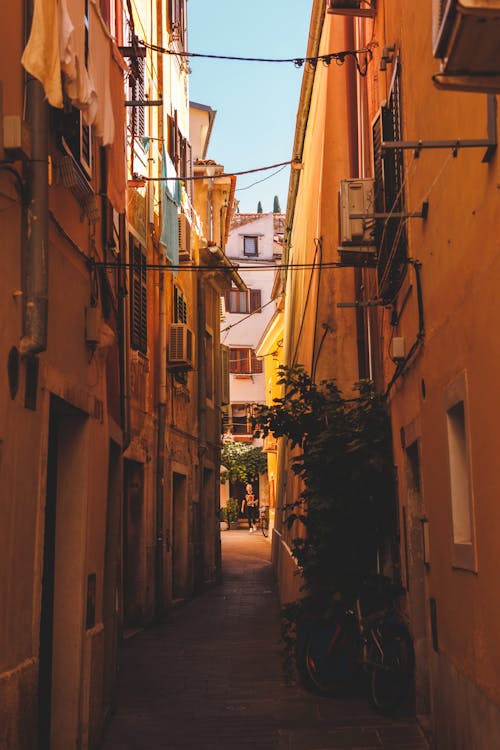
top-left (225, 497), bottom-right (241, 530)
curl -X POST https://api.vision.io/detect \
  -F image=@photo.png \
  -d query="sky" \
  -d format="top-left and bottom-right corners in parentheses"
top-left (188, 1), bottom-right (311, 215)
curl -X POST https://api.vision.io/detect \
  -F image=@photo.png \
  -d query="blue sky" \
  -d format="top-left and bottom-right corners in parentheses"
top-left (188, 1), bottom-right (311, 214)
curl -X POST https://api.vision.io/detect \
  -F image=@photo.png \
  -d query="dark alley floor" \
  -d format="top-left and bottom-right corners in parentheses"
top-left (101, 529), bottom-right (429, 750)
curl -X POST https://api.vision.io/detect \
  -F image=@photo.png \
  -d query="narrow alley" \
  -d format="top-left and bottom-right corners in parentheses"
top-left (101, 532), bottom-right (428, 750)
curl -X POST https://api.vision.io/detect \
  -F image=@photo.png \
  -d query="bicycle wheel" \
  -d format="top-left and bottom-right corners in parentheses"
top-left (261, 515), bottom-right (269, 537)
top-left (299, 621), bottom-right (356, 697)
top-left (369, 624), bottom-right (413, 714)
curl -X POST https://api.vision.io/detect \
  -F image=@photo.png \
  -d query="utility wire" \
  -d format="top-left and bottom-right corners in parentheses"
top-left (94, 259), bottom-right (358, 273)
top-left (221, 298), bottom-right (276, 333)
top-left (140, 39), bottom-right (374, 75)
top-left (136, 159), bottom-right (296, 181)
top-left (235, 165), bottom-right (288, 192)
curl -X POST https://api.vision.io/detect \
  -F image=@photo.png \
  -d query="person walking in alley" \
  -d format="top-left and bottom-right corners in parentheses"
top-left (243, 483), bottom-right (258, 532)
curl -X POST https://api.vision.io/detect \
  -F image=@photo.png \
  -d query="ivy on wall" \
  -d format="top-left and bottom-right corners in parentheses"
top-left (253, 365), bottom-right (397, 606)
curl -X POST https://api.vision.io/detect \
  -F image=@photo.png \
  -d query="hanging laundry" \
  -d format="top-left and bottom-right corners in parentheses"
top-left (89, 2), bottom-right (114, 144)
top-left (160, 145), bottom-right (180, 274)
top-left (21, 0), bottom-right (62, 107)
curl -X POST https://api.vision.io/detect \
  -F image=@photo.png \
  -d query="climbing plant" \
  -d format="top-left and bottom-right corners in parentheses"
top-left (220, 441), bottom-right (267, 486)
top-left (253, 365), bottom-right (396, 608)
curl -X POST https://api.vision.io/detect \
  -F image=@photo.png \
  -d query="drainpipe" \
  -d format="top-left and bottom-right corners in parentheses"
top-left (155, 261), bottom-right (167, 622)
top-left (20, 25), bottom-right (48, 355)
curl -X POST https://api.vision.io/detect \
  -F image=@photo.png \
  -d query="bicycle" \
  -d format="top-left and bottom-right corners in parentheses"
top-left (296, 578), bottom-right (413, 714)
top-left (259, 505), bottom-right (269, 537)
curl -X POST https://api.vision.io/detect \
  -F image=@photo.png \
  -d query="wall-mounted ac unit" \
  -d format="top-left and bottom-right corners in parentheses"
top-left (178, 212), bottom-right (192, 262)
top-left (168, 323), bottom-right (194, 368)
top-left (220, 345), bottom-right (230, 405)
top-left (326, 0), bottom-right (376, 17)
top-left (433, 0), bottom-right (500, 86)
top-left (338, 179), bottom-right (377, 265)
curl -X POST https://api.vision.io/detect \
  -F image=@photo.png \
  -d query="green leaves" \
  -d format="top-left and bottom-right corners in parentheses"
top-left (220, 441), bottom-right (268, 485)
top-left (253, 365), bottom-right (395, 605)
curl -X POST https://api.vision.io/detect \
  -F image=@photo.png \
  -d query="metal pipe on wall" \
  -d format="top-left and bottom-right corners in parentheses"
top-left (20, 43), bottom-right (48, 355)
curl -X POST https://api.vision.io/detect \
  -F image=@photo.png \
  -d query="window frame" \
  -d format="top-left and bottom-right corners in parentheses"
top-left (243, 235), bottom-right (259, 257)
top-left (372, 60), bottom-right (408, 301)
top-left (130, 235), bottom-right (148, 354)
top-left (445, 370), bottom-right (477, 572)
top-left (225, 288), bottom-right (261, 315)
top-left (228, 347), bottom-right (263, 375)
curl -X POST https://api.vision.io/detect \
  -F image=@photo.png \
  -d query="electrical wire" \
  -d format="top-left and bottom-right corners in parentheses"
top-left (92, 259), bottom-right (357, 273)
top-left (136, 159), bottom-right (296, 181)
top-left (221, 298), bottom-right (276, 334)
top-left (235, 165), bottom-right (289, 192)
top-left (140, 39), bottom-right (374, 76)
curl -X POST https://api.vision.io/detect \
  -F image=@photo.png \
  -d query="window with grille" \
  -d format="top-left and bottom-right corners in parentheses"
top-left (129, 57), bottom-right (145, 138)
top-left (130, 237), bottom-right (147, 353)
top-left (174, 285), bottom-right (187, 323)
top-left (373, 62), bottom-right (407, 301)
top-left (229, 348), bottom-right (263, 375)
top-left (243, 236), bottom-right (258, 257)
top-left (231, 404), bottom-right (251, 435)
top-left (225, 288), bottom-right (261, 314)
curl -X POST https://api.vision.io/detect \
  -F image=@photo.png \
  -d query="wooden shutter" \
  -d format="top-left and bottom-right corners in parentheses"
top-left (251, 350), bottom-right (263, 374)
top-left (130, 238), bottom-right (147, 353)
top-left (375, 62), bottom-right (407, 300)
top-left (249, 289), bottom-right (262, 313)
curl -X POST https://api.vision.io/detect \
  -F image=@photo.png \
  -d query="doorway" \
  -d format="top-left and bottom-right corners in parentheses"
top-left (123, 460), bottom-right (145, 627)
top-left (172, 472), bottom-right (188, 599)
top-left (38, 396), bottom-right (88, 750)
top-left (405, 440), bottom-right (432, 717)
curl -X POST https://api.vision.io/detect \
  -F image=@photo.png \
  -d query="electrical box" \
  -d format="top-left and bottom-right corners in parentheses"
top-left (168, 323), bottom-right (194, 368)
top-left (391, 337), bottom-right (406, 362)
top-left (433, 0), bottom-right (500, 89)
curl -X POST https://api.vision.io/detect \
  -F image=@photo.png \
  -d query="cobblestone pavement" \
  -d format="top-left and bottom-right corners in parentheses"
top-left (101, 530), bottom-right (429, 750)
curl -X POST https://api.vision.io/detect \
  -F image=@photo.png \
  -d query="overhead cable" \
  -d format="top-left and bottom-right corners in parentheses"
top-left (140, 40), bottom-right (374, 76)
top-left (136, 159), bottom-right (296, 182)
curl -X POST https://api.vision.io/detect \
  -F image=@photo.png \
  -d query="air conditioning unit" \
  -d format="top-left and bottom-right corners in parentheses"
top-left (338, 179), bottom-right (377, 265)
top-left (178, 212), bottom-right (192, 262)
top-left (326, 0), bottom-right (376, 17)
top-left (433, 0), bottom-right (500, 86)
top-left (168, 323), bottom-right (194, 368)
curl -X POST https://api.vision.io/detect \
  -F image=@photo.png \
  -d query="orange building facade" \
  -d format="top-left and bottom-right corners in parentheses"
top-left (0, 2), bottom-right (238, 748)
top-left (277, 1), bottom-right (500, 745)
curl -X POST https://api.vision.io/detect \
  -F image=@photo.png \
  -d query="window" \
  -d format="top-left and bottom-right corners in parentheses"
top-left (205, 331), bottom-right (213, 400)
top-left (243, 235), bottom-right (258, 257)
top-left (174, 286), bottom-right (187, 323)
top-left (372, 62), bottom-right (407, 300)
top-left (225, 288), bottom-right (261, 314)
top-left (229, 348), bottom-right (263, 375)
top-left (230, 404), bottom-right (251, 435)
top-left (130, 236), bottom-right (147, 353)
top-left (129, 56), bottom-right (145, 139)
top-left (59, 106), bottom-right (92, 176)
top-left (168, 0), bottom-right (186, 48)
top-left (445, 372), bottom-right (476, 571)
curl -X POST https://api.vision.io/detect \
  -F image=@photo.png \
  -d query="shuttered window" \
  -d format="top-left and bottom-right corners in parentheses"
top-left (174, 286), bottom-right (187, 323)
top-left (130, 237), bottom-right (147, 353)
top-left (229, 348), bottom-right (263, 374)
top-left (373, 62), bottom-right (407, 300)
top-left (225, 288), bottom-right (261, 314)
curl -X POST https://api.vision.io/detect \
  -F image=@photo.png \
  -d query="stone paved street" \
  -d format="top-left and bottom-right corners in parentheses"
top-left (101, 530), bottom-right (429, 750)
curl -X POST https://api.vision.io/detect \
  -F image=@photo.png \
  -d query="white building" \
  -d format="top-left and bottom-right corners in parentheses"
top-left (220, 212), bottom-right (284, 504)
